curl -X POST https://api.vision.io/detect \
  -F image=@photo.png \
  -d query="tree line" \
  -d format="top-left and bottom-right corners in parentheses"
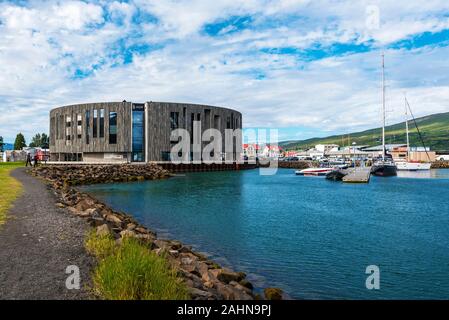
top-left (0, 133), bottom-right (49, 152)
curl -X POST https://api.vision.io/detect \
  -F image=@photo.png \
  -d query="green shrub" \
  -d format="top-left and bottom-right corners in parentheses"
top-left (86, 232), bottom-right (189, 300)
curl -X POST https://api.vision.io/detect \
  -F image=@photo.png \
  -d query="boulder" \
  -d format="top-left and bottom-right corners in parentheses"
top-left (120, 229), bottom-right (136, 238)
top-left (264, 288), bottom-right (283, 300)
top-left (126, 223), bottom-right (136, 230)
top-left (105, 214), bottom-right (122, 224)
top-left (239, 279), bottom-right (254, 290)
top-left (211, 269), bottom-right (245, 284)
top-left (188, 287), bottom-right (214, 300)
top-left (230, 281), bottom-right (252, 295)
top-left (96, 224), bottom-right (111, 237)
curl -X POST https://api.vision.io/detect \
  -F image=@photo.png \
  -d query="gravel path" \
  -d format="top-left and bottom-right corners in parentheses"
top-left (0, 167), bottom-right (94, 300)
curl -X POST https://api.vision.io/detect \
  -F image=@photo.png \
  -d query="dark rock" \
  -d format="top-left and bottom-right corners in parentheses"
top-left (264, 287), bottom-right (283, 300)
top-left (239, 279), bottom-right (254, 290)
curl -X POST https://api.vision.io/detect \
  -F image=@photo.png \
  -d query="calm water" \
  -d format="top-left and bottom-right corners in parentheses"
top-left (81, 169), bottom-right (449, 299)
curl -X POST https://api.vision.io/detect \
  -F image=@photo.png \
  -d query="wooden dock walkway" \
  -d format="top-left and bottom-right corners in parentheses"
top-left (342, 167), bottom-right (371, 183)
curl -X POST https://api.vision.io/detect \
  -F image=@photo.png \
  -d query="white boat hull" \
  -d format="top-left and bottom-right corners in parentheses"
top-left (395, 161), bottom-right (431, 171)
top-left (296, 168), bottom-right (333, 176)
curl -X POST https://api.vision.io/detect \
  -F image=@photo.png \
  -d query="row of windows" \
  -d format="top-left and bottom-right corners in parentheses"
top-left (56, 109), bottom-right (117, 145)
top-left (169, 111), bottom-right (241, 131)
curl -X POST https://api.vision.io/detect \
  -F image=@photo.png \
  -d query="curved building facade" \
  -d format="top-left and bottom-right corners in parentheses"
top-left (49, 101), bottom-right (242, 162)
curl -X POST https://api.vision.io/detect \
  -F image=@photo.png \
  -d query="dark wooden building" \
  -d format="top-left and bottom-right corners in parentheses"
top-left (49, 101), bottom-right (242, 162)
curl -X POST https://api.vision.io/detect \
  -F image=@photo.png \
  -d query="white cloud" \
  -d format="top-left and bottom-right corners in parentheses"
top-left (0, 0), bottom-right (449, 143)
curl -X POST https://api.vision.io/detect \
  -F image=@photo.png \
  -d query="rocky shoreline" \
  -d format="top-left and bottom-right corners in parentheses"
top-left (30, 164), bottom-right (282, 300)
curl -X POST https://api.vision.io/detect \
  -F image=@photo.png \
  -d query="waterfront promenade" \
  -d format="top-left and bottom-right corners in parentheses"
top-left (0, 168), bottom-right (93, 299)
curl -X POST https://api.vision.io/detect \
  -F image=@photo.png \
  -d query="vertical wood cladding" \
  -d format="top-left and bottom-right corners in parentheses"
top-left (50, 102), bottom-right (132, 154)
top-left (146, 102), bottom-right (242, 161)
top-left (50, 101), bottom-right (242, 161)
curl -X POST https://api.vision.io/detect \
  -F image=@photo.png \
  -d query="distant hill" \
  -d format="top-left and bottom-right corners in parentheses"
top-left (280, 111), bottom-right (449, 151)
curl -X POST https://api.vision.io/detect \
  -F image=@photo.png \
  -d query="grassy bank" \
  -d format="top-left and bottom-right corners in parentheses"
top-left (0, 162), bottom-right (24, 225)
top-left (85, 229), bottom-right (190, 300)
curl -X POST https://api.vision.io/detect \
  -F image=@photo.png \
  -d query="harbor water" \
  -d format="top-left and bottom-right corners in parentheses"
top-left (81, 168), bottom-right (449, 299)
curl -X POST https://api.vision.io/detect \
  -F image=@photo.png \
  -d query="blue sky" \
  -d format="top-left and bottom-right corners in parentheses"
top-left (1, 0), bottom-right (449, 143)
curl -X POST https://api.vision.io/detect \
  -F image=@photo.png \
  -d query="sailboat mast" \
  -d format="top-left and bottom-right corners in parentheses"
top-left (405, 95), bottom-right (410, 154)
top-left (381, 52), bottom-right (386, 160)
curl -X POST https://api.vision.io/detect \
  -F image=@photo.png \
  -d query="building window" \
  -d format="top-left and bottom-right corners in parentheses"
top-left (50, 116), bottom-right (56, 145)
top-left (93, 109), bottom-right (98, 138)
top-left (85, 110), bottom-right (90, 144)
top-left (109, 111), bottom-right (117, 144)
top-left (170, 112), bottom-right (179, 130)
top-left (226, 116), bottom-right (231, 129)
top-left (99, 109), bottom-right (104, 138)
top-left (59, 115), bottom-right (64, 140)
top-left (55, 116), bottom-right (59, 140)
top-left (65, 116), bottom-right (71, 141)
top-left (214, 115), bottom-right (220, 131)
top-left (77, 114), bottom-right (82, 139)
top-left (190, 113), bottom-right (194, 144)
top-left (205, 109), bottom-right (211, 128)
top-left (132, 109), bottom-right (144, 161)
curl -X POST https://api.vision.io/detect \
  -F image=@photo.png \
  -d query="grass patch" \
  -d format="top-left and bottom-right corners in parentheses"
top-left (86, 230), bottom-right (190, 300)
top-left (85, 229), bottom-right (117, 260)
top-left (0, 162), bottom-right (24, 226)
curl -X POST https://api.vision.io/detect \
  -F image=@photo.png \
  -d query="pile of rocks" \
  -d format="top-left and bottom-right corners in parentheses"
top-left (32, 164), bottom-right (171, 186)
top-left (431, 161), bottom-right (449, 169)
top-left (30, 164), bottom-right (282, 300)
top-left (278, 161), bottom-right (313, 169)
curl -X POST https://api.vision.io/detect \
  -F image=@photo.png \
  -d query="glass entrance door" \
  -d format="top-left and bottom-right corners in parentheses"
top-left (132, 104), bottom-right (144, 162)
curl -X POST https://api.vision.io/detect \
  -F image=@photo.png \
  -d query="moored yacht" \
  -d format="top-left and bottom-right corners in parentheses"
top-left (394, 95), bottom-right (432, 171)
top-left (371, 159), bottom-right (397, 176)
top-left (371, 53), bottom-right (397, 177)
top-left (395, 161), bottom-right (431, 171)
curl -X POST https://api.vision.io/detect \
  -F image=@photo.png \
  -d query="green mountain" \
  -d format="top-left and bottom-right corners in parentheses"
top-left (280, 111), bottom-right (449, 151)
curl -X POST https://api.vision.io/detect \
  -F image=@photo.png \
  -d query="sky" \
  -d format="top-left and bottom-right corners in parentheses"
top-left (0, 0), bottom-right (449, 143)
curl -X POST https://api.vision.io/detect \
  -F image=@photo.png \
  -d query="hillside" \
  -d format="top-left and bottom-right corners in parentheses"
top-left (280, 111), bottom-right (449, 151)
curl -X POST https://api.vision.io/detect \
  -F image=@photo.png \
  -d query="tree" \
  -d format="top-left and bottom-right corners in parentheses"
top-left (29, 133), bottom-right (49, 149)
top-left (14, 133), bottom-right (27, 150)
top-left (0, 136), bottom-right (4, 152)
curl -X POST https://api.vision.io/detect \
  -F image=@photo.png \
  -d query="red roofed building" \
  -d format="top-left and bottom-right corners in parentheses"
top-left (243, 143), bottom-right (260, 158)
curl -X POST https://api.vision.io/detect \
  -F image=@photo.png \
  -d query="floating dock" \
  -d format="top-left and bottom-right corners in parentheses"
top-left (342, 167), bottom-right (371, 183)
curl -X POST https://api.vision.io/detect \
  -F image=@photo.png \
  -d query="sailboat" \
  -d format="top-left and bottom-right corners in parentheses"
top-left (395, 96), bottom-right (431, 171)
top-left (371, 53), bottom-right (397, 177)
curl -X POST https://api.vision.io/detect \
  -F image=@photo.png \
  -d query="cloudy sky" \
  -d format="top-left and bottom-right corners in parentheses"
top-left (0, 0), bottom-right (449, 143)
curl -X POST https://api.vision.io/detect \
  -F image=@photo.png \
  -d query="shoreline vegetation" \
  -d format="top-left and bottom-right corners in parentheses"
top-left (85, 229), bottom-right (190, 300)
top-left (30, 164), bottom-right (280, 300)
top-left (0, 162), bottom-right (23, 225)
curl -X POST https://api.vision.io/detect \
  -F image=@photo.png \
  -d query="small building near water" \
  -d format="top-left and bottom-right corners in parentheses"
top-left (390, 146), bottom-right (436, 162)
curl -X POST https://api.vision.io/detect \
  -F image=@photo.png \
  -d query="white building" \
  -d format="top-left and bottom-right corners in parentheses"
top-left (260, 145), bottom-right (282, 158)
top-left (315, 144), bottom-right (339, 154)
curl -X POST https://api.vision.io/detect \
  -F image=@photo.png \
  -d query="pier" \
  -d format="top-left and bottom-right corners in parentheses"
top-left (342, 167), bottom-right (371, 183)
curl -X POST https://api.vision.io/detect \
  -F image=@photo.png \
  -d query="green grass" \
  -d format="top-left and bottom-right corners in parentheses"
top-left (280, 111), bottom-right (449, 151)
top-left (85, 230), bottom-right (190, 300)
top-left (0, 162), bottom-right (24, 226)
